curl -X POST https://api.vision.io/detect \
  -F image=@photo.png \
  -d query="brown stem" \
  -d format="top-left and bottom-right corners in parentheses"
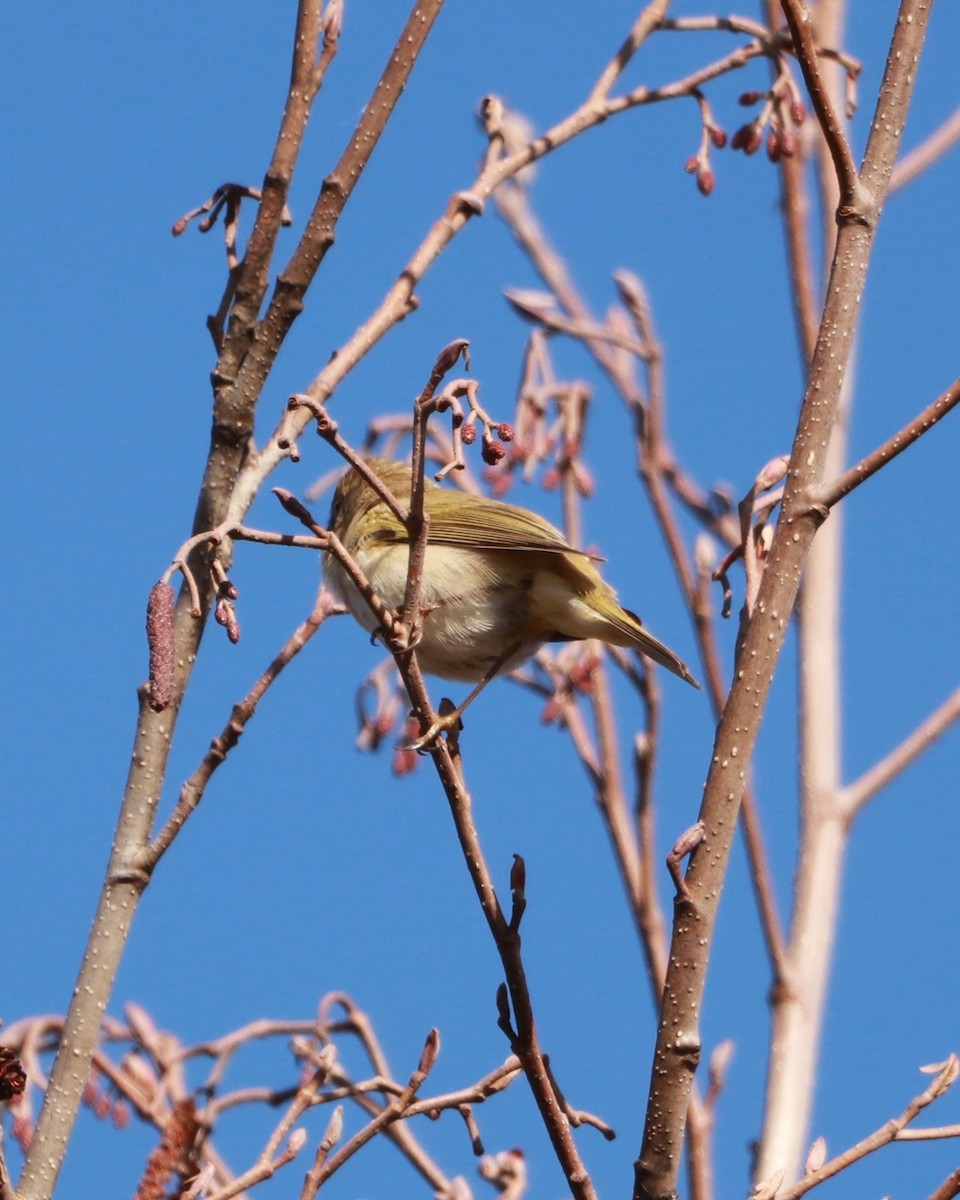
top-left (302, 1031), bottom-right (439, 1196)
top-left (890, 102), bottom-right (960, 192)
top-left (220, 0), bottom-right (446, 432)
top-left (774, 1056), bottom-right (959, 1200)
top-left (634, 5), bottom-right (933, 1195)
top-left (839, 687), bottom-right (960, 818)
top-left (778, 0), bottom-right (860, 204)
top-left (142, 586), bottom-right (340, 869)
top-left (928, 1168), bottom-right (960, 1200)
top-left (821, 377), bottom-right (960, 508)
top-left (14, 9), bottom-right (442, 1184)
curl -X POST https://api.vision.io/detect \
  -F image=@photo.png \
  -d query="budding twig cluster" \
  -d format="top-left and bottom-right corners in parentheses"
top-left (680, 32), bottom-right (860, 196)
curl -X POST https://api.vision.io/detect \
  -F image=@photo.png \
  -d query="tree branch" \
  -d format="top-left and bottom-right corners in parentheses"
top-left (634, 4), bottom-right (933, 1194)
top-left (890, 102), bottom-right (960, 193)
top-left (820, 378), bottom-right (960, 508)
top-left (778, 0), bottom-right (860, 204)
top-left (773, 1056), bottom-right (959, 1200)
top-left (839, 687), bottom-right (960, 818)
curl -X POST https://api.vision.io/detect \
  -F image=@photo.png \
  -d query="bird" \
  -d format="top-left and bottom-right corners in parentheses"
top-left (323, 458), bottom-right (699, 719)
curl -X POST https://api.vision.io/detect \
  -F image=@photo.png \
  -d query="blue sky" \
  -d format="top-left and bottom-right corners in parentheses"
top-left (4, 2), bottom-right (959, 1198)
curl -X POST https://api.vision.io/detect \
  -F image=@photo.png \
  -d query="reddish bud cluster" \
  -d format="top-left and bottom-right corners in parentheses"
top-left (392, 717), bottom-right (422, 776)
top-left (215, 599), bottom-right (241, 644)
top-left (0, 1047), bottom-right (26, 1102)
top-left (696, 168), bottom-right (715, 196)
top-left (738, 90), bottom-right (764, 106)
top-left (496, 423), bottom-right (515, 442)
top-left (731, 124), bottom-right (762, 155)
top-left (11, 1116), bottom-right (33, 1153)
top-left (568, 654), bottom-right (599, 693)
top-left (460, 423), bottom-right (477, 445)
top-left (482, 440), bottom-right (507, 465)
top-left (485, 469), bottom-right (513, 497)
top-left (789, 99), bottom-right (807, 126)
top-left (709, 126), bottom-right (727, 149)
top-left (766, 128), bottom-right (799, 162)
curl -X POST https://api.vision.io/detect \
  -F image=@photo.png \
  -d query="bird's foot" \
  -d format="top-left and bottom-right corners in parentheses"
top-left (398, 698), bottom-right (463, 753)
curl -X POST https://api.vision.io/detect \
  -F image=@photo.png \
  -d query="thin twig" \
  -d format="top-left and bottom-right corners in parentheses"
top-left (890, 103), bottom-right (960, 193)
top-left (142, 585), bottom-right (342, 869)
top-left (820, 378), bottom-right (960, 509)
top-left (636, 4), bottom-right (934, 1192)
top-left (302, 1031), bottom-right (438, 1197)
top-left (778, 0), bottom-right (860, 204)
top-left (773, 1056), bottom-right (960, 1200)
top-left (839, 688), bottom-right (960, 819)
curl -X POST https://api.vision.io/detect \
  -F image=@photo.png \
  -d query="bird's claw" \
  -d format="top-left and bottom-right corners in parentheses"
top-left (398, 699), bottom-right (463, 753)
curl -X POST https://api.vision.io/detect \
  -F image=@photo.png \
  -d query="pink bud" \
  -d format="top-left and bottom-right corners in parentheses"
top-left (684, 155), bottom-right (699, 174)
top-left (392, 746), bottom-right (418, 776)
top-left (497, 423), bottom-right (515, 442)
top-left (482, 440), bottom-right (506, 465)
top-left (696, 168), bottom-right (715, 196)
top-left (460, 424), bottom-right (477, 445)
top-left (710, 127), bottom-right (728, 149)
top-left (789, 99), bottom-right (807, 126)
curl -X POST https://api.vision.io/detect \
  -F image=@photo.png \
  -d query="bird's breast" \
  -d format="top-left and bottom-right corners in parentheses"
top-left (330, 543), bottom-right (548, 681)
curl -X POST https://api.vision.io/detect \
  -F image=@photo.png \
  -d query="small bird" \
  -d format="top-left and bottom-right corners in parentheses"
top-left (324, 458), bottom-right (699, 703)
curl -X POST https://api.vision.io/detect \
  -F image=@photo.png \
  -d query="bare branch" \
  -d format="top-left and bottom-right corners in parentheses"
top-left (635, 5), bottom-right (934, 1193)
top-left (774, 1056), bottom-right (960, 1200)
top-left (821, 378), bottom-right (960, 509)
top-left (301, 1030), bottom-right (439, 1197)
top-left (927, 1167), bottom-right (960, 1200)
top-left (890, 103), bottom-right (960, 193)
top-left (839, 688), bottom-right (960, 819)
top-left (778, 0), bottom-right (860, 203)
top-left (143, 585), bottom-right (342, 869)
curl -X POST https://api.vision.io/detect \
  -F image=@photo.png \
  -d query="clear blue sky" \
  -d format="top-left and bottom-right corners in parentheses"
top-left (4, 2), bottom-right (959, 1197)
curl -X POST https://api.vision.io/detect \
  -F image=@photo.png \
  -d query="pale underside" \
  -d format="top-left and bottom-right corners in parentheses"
top-left (325, 541), bottom-right (629, 682)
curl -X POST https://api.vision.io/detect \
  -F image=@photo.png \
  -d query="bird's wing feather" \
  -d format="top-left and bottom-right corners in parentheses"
top-left (382, 491), bottom-right (585, 555)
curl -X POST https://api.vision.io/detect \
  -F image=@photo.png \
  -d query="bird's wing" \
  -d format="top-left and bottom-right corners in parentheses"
top-left (423, 494), bottom-right (583, 554)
